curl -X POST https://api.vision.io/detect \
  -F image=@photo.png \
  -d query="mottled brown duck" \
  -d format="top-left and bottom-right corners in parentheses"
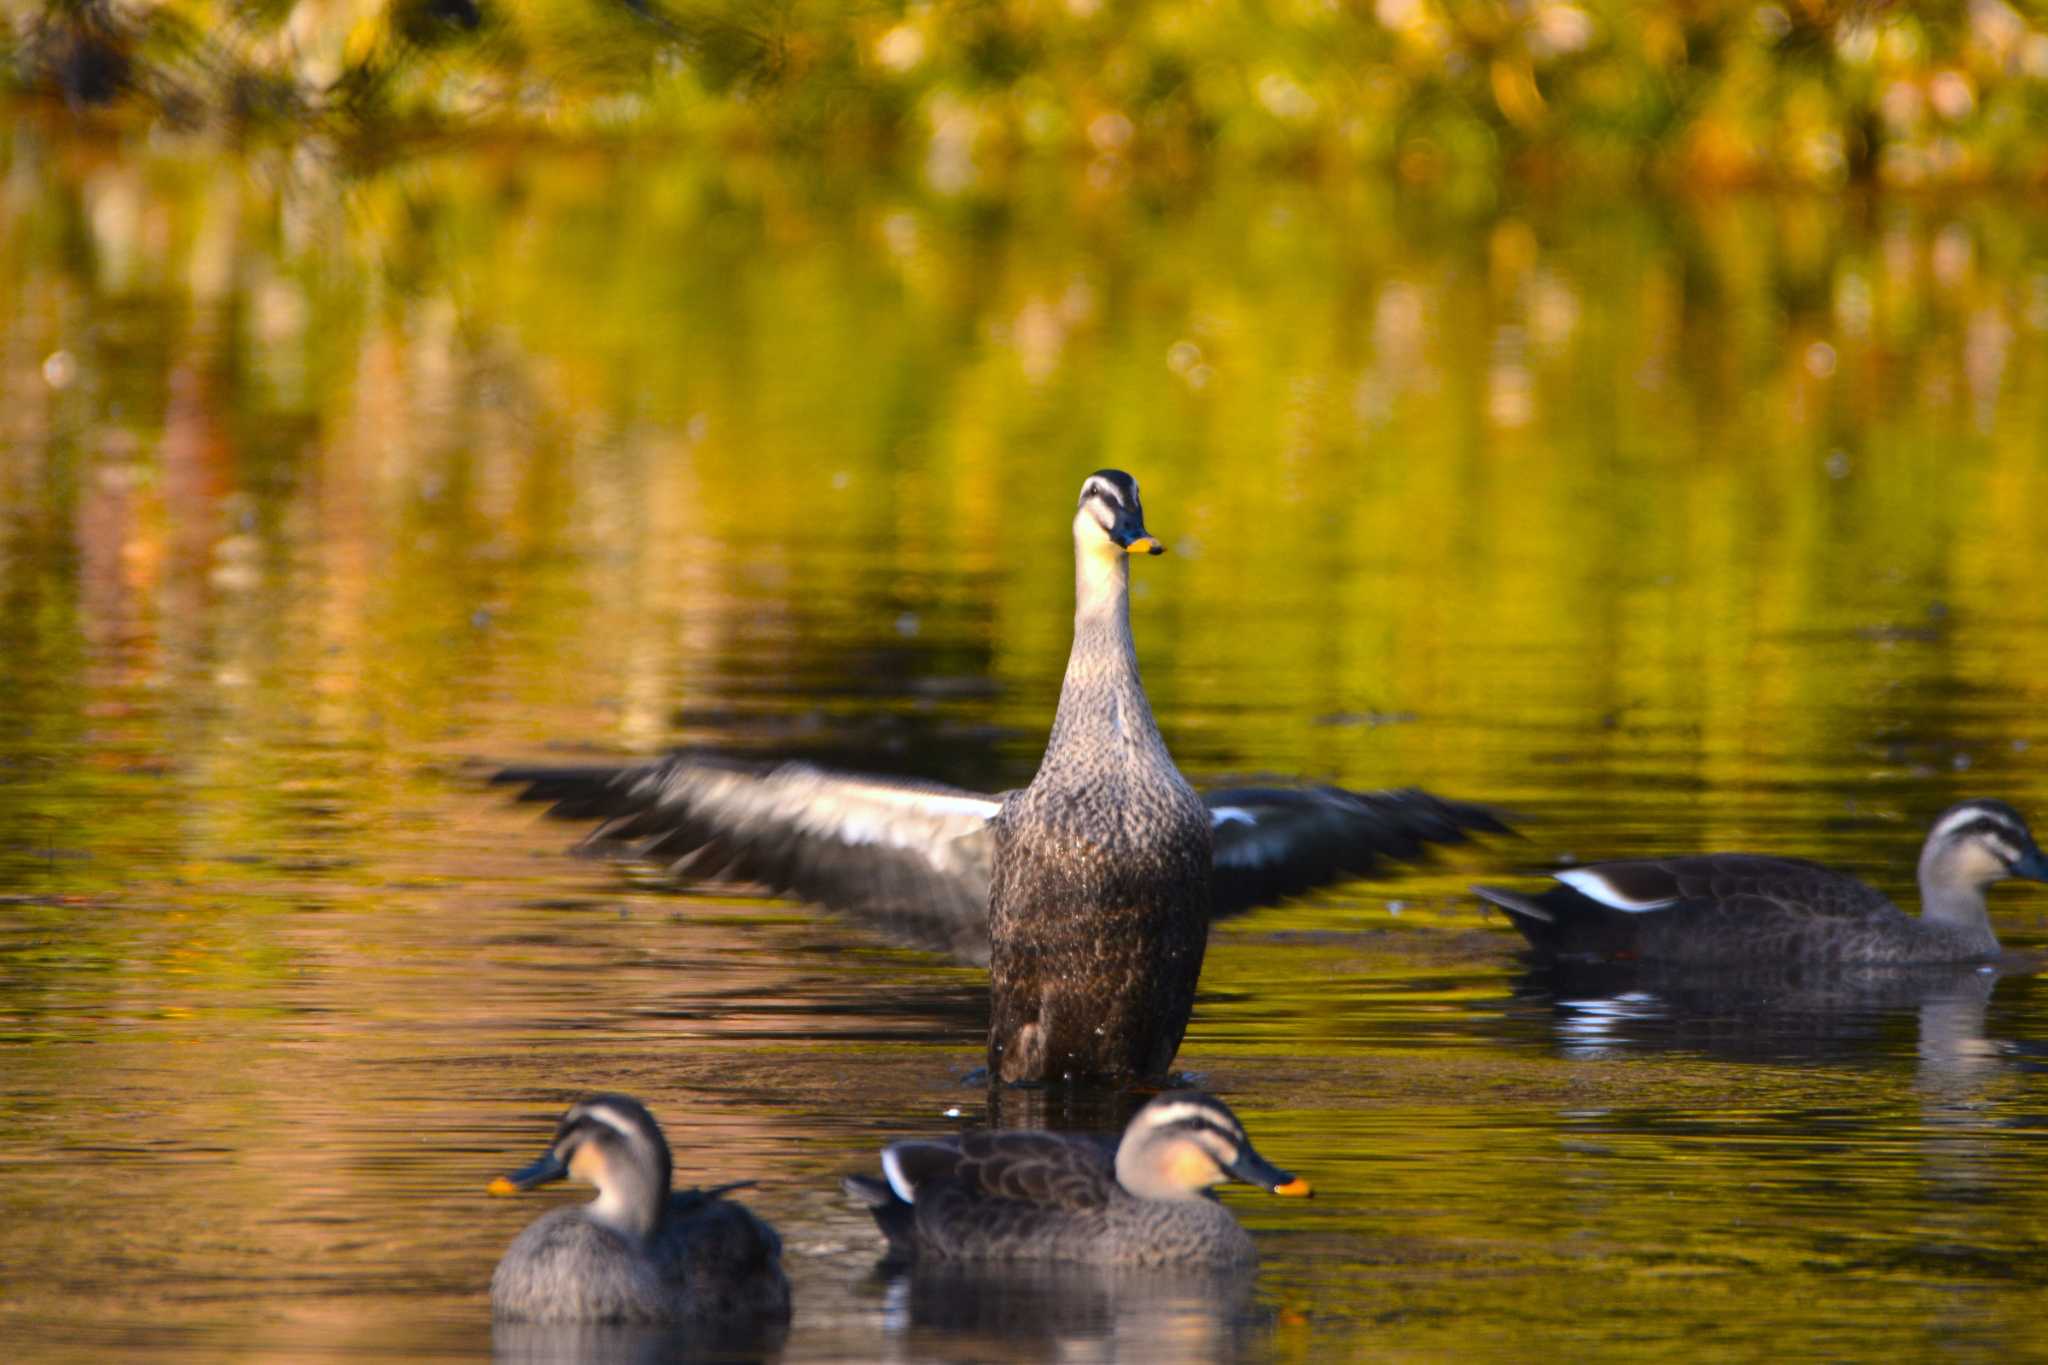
top-left (842, 1090), bottom-right (1310, 1267)
top-left (498, 470), bottom-right (1505, 1083)
top-left (1474, 799), bottom-right (2048, 966)
top-left (488, 1095), bottom-right (790, 1329)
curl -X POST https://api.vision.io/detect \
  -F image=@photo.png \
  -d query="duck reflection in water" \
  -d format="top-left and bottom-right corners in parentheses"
top-left (1512, 956), bottom-right (2014, 1072)
top-left (863, 1259), bottom-right (1269, 1363)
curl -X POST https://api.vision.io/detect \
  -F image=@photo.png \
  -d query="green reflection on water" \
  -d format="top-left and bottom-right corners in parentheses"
top-left (4, 133), bottom-right (2048, 1359)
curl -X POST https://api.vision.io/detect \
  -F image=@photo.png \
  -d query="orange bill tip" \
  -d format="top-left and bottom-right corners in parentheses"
top-left (1125, 536), bottom-right (1164, 555)
top-left (1273, 1177), bottom-right (1313, 1197)
top-left (487, 1177), bottom-right (520, 1196)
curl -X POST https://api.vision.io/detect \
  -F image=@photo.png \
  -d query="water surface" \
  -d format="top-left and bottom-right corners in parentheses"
top-left (5, 134), bottom-right (2048, 1359)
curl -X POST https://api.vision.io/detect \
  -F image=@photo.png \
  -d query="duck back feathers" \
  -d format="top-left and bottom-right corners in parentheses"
top-left (844, 1130), bottom-right (1255, 1269)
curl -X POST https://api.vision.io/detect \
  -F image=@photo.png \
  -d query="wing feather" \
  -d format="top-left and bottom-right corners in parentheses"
top-left (1207, 785), bottom-right (1509, 919)
top-left (497, 757), bottom-right (1508, 954)
top-left (495, 754), bottom-right (1000, 964)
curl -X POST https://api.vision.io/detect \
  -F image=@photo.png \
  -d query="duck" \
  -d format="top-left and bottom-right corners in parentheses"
top-left (487, 1094), bottom-right (792, 1328)
top-left (1473, 798), bottom-right (2048, 966)
top-left (497, 470), bottom-right (1505, 1084)
top-left (842, 1089), bottom-right (1310, 1267)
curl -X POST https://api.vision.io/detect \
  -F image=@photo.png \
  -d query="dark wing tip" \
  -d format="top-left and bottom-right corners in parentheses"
top-left (1207, 782), bottom-right (1513, 918)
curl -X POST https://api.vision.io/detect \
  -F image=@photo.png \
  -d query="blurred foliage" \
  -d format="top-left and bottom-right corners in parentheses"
top-left (12, 0), bottom-right (2048, 186)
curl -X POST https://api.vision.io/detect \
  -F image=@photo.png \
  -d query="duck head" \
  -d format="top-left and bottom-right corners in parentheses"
top-left (1070, 469), bottom-right (1163, 618)
top-left (1917, 799), bottom-right (2048, 935)
top-left (490, 1094), bottom-right (673, 1241)
top-left (1920, 800), bottom-right (2048, 892)
top-left (1074, 469), bottom-right (1163, 559)
top-left (1114, 1091), bottom-right (1312, 1202)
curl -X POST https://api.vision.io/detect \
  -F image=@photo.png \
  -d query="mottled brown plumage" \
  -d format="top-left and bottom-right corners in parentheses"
top-left (843, 1090), bottom-right (1308, 1267)
top-left (493, 471), bottom-right (1506, 1082)
top-left (1476, 799), bottom-right (2048, 966)
top-left (985, 471), bottom-right (1211, 1083)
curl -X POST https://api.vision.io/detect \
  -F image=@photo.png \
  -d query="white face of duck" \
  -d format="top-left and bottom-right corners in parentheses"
top-left (1114, 1092), bottom-right (1312, 1202)
top-left (1072, 470), bottom-right (1164, 609)
top-left (1920, 800), bottom-right (2048, 893)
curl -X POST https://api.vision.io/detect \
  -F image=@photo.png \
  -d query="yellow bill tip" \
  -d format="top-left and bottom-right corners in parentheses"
top-left (487, 1177), bottom-right (520, 1197)
top-left (1273, 1177), bottom-right (1313, 1198)
top-left (1124, 536), bottom-right (1164, 555)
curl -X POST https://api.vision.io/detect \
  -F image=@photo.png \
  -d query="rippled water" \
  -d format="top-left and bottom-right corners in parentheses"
top-left (5, 133), bottom-right (2048, 1360)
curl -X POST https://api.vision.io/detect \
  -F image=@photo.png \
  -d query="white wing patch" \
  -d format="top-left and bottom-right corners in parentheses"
top-left (1209, 806), bottom-right (1256, 828)
top-left (1556, 868), bottom-right (1681, 913)
top-left (881, 1145), bottom-right (918, 1205)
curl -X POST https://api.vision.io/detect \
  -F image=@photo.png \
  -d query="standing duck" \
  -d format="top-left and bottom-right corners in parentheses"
top-left (1474, 799), bottom-right (2048, 966)
top-left (843, 1090), bottom-right (1310, 1267)
top-left (497, 471), bottom-right (1505, 1082)
top-left (488, 1094), bottom-right (791, 1329)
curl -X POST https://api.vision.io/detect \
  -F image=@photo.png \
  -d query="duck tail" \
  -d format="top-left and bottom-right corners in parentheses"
top-left (841, 1175), bottom-right (918, 1259)
top-left (1471, 884), bottom-right (1552, 923)
top-left (840, 1174), bottom-right (895, 1207)
top-left (1473, 882), bottom-right (1576, 956)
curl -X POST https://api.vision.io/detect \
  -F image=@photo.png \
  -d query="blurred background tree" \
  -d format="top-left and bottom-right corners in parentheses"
top-left (11, 0), bottom-right (2048, 188)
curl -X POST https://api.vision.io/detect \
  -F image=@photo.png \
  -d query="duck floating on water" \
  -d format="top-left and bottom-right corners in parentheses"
top-left (498, 471), bottom-right (1504, 1084)
top-left (488, 1094), bottom-right (791, 1329)
top-left (1474, 799), bottom-right (2048, 966)
top-left (843, 1090), bottom-right (1310, 1267)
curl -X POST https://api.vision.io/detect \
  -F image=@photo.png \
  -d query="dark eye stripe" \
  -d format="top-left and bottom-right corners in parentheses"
top-left (1164, 1116), bottom-right (1242, 1146)
top-left (1950, 817), bottom-right (2025, 844)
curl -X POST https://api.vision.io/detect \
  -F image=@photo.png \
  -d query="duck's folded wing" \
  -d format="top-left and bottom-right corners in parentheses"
top-left (1558, 855), bottom-right (1898, 921)
top-left (494, 755), bottom-right (1002, 964)
top-left (1206, 785), bottom-right (1510, 920)
top-left (949, 1131), bottom-right (1116, 1212)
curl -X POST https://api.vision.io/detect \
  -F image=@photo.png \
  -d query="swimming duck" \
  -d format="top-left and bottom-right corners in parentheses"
top-left (842, 1090), bottom-right (1310, 1267)
top-left (488, 1094), bottom-right (791, 1328)
top-left (1474, 799), bottom-right (2048, 966)
top-left (498, 471), bottom-right (1504, 1084)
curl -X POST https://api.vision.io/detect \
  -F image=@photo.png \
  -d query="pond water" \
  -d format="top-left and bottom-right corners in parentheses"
top-left (5, 128), bottom-right (2048, 1360)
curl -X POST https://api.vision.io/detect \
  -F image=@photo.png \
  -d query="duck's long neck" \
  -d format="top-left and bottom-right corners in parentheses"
top-left (1916, 843), bottom-right (1998, 946)
top-left (1044, 545), bottom-right (1165, 763)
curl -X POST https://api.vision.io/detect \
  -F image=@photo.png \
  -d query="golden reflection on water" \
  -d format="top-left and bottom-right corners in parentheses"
top-left (5, 133), bottom-right (2048, 1359)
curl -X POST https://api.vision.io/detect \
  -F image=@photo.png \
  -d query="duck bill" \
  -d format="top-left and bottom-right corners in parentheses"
top-left (1107, 510), bottom-right (1165, 556)
top-left (488, 1152), bottom-right (569, 1196)
top-left (1225, 1147), bottom-right (1312, 1198)
top-left (2011, 848), bottom-right (2048, 882)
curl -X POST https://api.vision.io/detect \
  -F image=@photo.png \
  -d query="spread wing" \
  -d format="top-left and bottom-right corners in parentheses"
top-left (1207, 785), bottom-right (1510, 919)
top-left (494, 754), bottom-right (1001, 964)
top-left (497, 756), bottom-right (1509, 960)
